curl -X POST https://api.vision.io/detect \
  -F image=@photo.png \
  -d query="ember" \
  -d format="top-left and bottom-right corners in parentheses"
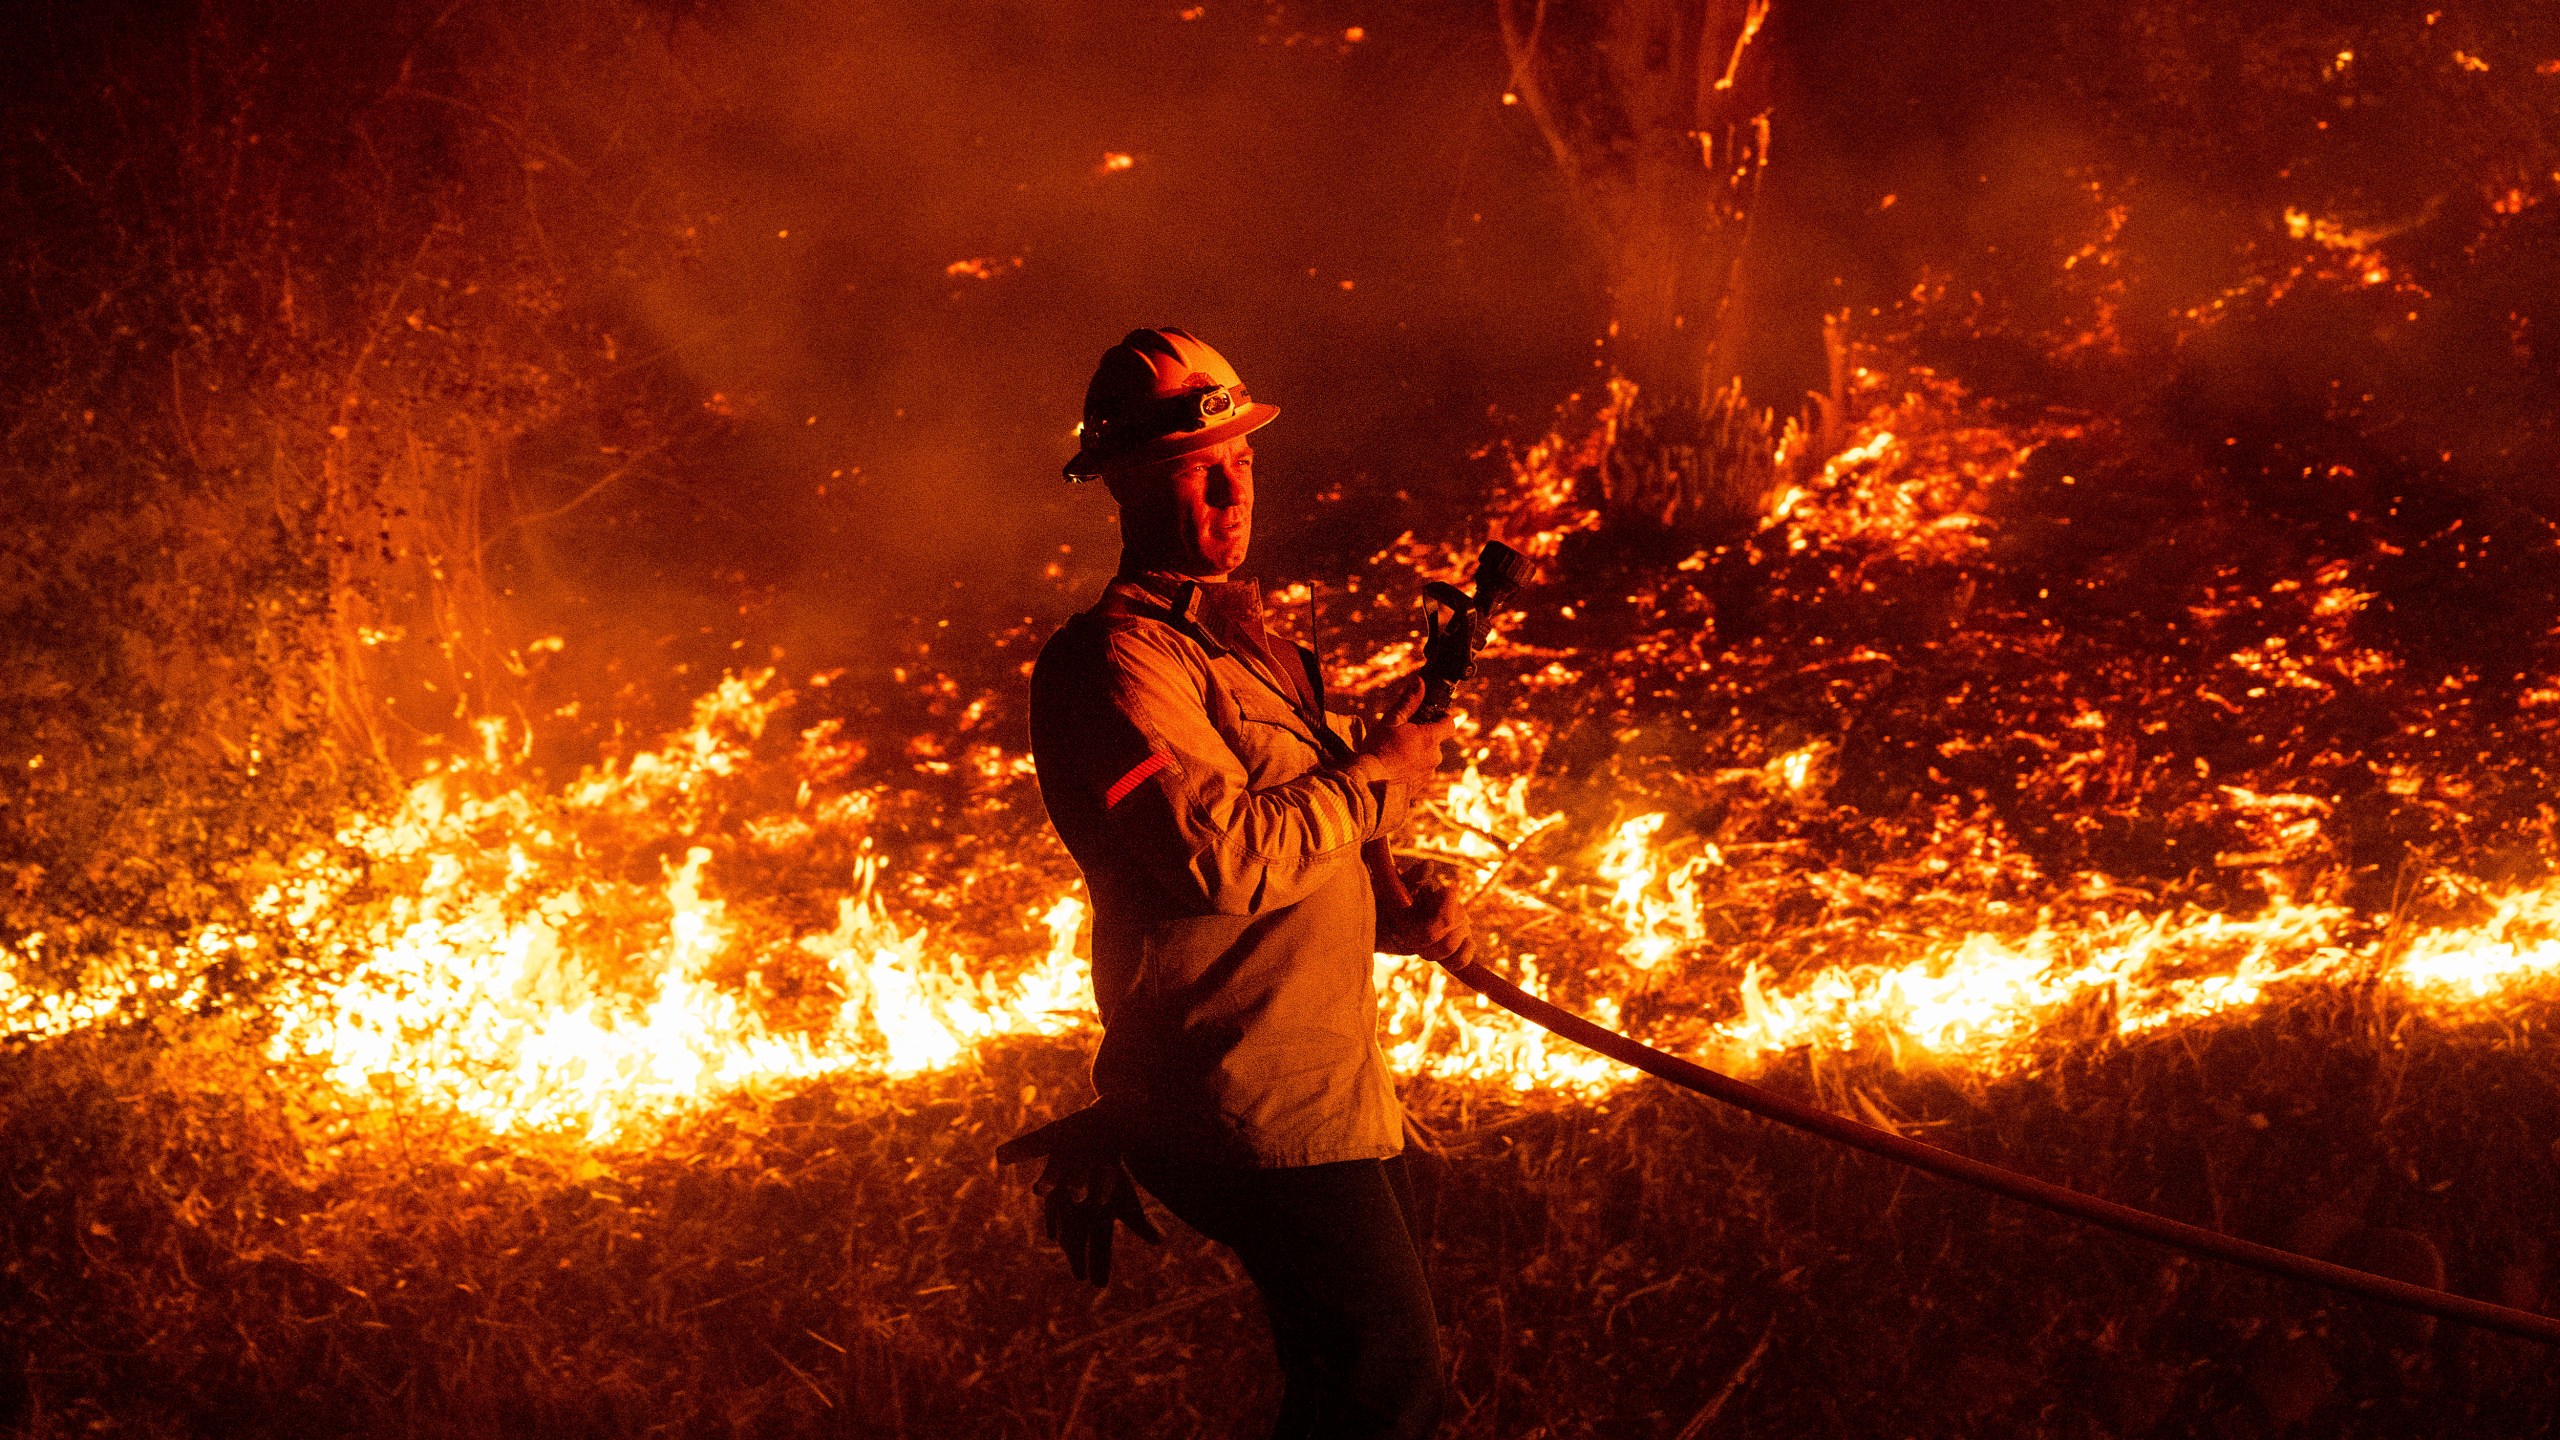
top-left (7, 0), bottom-right (2560, 1432)
top-left (13, 370), bottom-right (2560, 1145)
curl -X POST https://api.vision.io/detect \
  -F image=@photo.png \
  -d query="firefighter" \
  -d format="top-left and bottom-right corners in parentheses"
top-left (1002, 327), bottom-right (1466, 1439)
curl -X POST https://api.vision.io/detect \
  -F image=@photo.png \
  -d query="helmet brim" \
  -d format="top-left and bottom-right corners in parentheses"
top-left (1064, 402), bottom-right (1279, 481)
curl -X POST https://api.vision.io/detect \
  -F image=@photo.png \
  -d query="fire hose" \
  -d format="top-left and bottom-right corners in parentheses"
top-left (1426, 937), bottom-right (2560, 1348)
top-left (1372, 541), bottom-right (2560, 1348)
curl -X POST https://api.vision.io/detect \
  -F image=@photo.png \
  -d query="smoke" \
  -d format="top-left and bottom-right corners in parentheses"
top-left (11, 0), bottom-right (2551, 768)
top-left (460, 0), bottom-right (1600, 690)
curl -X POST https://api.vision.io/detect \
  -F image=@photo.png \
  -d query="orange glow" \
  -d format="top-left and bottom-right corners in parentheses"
top-left (11, 362), bottom-right (2560, 1145)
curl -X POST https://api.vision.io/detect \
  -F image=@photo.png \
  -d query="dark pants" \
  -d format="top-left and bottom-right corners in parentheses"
top-left (1128, 1150), bottom-right (1445, 1440)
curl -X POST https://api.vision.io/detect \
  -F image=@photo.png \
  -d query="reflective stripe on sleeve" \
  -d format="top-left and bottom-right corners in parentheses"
top-left (1103, 750), bottom-right (1171, 808)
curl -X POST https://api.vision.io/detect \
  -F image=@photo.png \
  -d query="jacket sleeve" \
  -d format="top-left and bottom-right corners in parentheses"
top-left (1097, 624), bottom-right (1408, 916)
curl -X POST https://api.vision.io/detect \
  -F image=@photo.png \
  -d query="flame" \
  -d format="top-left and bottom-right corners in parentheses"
top-left (220, 676), bottom-right (1091, 1142)
top-left (2395, 882), bottom-right (2560, 999)
top-left (1596, 814), bottom-right (1712, 971)
top-left (14, 355), bottom-right (2560, 1146)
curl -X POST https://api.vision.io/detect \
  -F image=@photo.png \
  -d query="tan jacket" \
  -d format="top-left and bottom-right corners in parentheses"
top-left (1029, 572), bottom-right (1412, 1168)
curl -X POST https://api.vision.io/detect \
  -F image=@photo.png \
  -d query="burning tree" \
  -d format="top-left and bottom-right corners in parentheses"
top-left (1498, 0), bottom-right (1837, 538)
top-left (1498, 0), bottom-right (1779, 406)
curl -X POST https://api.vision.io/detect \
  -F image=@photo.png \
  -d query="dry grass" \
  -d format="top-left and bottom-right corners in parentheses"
top-left (8, 4), bottom-right (2560, 1434)
top-left (14, 359), bottom-right (2560, 1437)
top-left (4, 984), bottom-right (2557, 1437)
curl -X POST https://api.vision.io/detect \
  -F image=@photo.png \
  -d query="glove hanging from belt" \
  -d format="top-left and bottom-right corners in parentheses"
top-left (996, 1094), bottom-right (1161, 1288)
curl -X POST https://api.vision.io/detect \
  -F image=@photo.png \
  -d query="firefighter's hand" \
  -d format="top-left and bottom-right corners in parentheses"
top-left (996, 1106), bottom-right (1161, 1288)
top-left (1379, 871), bottom-right (1470, 965)
top-left (1357, 682), bottom-right (1457, 788)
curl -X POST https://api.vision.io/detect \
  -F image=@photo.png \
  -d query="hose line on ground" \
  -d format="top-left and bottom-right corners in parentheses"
top-left (1437, 946), bottom-right (2560, 1348)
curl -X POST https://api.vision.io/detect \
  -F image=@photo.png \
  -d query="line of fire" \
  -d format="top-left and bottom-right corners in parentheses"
top-left (5, 1), bottom-right (2559, 1434)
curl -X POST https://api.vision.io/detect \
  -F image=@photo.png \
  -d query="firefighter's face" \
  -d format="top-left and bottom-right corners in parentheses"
top-left (1109, 437), bottom-right (1254, 578)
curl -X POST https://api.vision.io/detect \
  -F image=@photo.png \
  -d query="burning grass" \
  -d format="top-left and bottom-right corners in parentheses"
top-left (10, 349), bottom-right (2560, 1432)
top-left (6, 977), bottom-right (2556, 1434)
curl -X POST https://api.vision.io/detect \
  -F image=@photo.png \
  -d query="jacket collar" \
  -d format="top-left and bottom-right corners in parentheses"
top-left (1111, 569), bottom-right (1214, 634)
top-left (1110, 571), bottom-right (1278, 660)
top-left (1105, 571), bottom-right (1346, 759)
